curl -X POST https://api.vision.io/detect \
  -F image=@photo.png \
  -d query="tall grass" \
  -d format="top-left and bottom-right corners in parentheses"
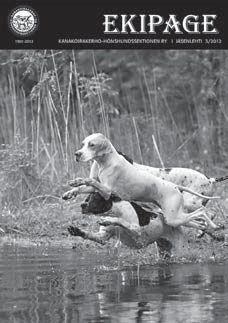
top-left (0, 49), bottom-right (227, 213)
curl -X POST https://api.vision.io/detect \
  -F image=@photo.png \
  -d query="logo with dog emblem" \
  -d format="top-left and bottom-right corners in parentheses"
top-left (9, 6), bottom-right (39, 37)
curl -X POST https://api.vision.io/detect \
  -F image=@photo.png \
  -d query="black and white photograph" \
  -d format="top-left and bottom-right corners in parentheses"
top-left (0, 0), bottom-right (228, 322)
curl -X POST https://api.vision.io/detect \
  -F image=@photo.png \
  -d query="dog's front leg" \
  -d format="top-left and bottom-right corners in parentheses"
top-left (64, 178), bottom-right (112, 200)
top-left (68, 178), bottom-right (86, 187)
top-left (62, 185), bottom-right (95, 200)
top-left (99, 216), bottom-right (140, 232)
top-left (83, 178), bottom-right (112, 200)
top-left (68, 225), bottom-right (113, 245)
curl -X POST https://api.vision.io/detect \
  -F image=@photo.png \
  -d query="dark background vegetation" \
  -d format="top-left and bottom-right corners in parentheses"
top-left (0, 49), bottom-right (228, 218)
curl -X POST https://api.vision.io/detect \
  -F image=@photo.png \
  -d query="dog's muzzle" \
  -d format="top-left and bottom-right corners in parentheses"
top-left (75, 151), bottom-right (82, 161)
top-left (81, 201), bottom-right (89, 213)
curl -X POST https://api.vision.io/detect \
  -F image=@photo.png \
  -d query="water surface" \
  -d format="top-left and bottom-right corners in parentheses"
top-left (0, 242), bottom-right (228, 323)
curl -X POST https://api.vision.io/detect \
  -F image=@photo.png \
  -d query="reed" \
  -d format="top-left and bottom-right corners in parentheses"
top-left (0, 49), bottom-right (227, 213)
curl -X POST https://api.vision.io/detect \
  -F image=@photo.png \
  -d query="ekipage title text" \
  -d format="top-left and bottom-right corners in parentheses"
top-left (103, 14), bottom-right (218, 35)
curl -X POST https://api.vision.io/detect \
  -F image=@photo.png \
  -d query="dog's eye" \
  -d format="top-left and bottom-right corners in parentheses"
top-left (89, 142), bottom-right (95, 148)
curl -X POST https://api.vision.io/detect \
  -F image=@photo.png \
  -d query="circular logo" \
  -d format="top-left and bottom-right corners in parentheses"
top-left (9, 6), bottom-right (39, 37)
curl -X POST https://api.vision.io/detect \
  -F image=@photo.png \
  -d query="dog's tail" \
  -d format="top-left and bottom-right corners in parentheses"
top-left (213, 175), bottom-right (228, 183)
top-left (208, 175), bottom-right (228, 184)
top-left (178, 186), bottom-right (220, 200)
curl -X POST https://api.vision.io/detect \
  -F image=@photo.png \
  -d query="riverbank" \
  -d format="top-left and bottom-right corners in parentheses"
top-left (1, 193), bottom-right (228, 266)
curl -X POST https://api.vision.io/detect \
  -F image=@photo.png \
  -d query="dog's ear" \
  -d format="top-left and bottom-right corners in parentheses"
top-left (96, 137), bottom-right (113, 156)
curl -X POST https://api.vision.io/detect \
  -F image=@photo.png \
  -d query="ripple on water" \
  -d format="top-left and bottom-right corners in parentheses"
top-left (0, 243), bottom-right (228, 323)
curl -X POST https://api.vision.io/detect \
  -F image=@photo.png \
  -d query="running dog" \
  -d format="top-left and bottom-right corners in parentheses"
top-left (64, 144), bottom-right (228, 213)
top-left (68, 192), bottom-right (183, 258)
top-left (132, 164), bottom-right (228, 212)
top-left (84, 151), bottom-right (228, 213)
top-left (64, 133), bottom-right (220, 230)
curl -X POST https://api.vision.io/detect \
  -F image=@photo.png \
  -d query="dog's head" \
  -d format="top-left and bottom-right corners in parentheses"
top-left (81, 192), bottom-right (112, 214)
top-left (75, 133), bottom-right (113, 162)
top-left (81, 192), bottom-right (121, 214)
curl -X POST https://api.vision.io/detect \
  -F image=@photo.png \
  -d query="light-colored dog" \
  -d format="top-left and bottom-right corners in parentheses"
top-left (64, 133), bottom-right (220, 230)
top-left (88, 152), bottom-right (228, 213)
top-left (132, 164), bottom-right (227, 212)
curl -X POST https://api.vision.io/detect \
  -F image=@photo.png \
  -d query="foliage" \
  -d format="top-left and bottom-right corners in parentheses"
top-left (0, 49), bottom-right (228, 212)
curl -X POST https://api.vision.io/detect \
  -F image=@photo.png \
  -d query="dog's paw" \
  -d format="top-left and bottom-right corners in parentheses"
top-left (99, 216), bottom-right (116, 226)
top-left (195, 219), bottom-right (208, 230)
top-left (62, 192), bottom-right (71, 200)
top-left (215, 223), bottom-right (225, 231)
top-left (68, 225), bottom-right (85, 238)
top-left (62, 189), bottom-right (76, 200)
top-left (68, 178), bottom-right (85, 187)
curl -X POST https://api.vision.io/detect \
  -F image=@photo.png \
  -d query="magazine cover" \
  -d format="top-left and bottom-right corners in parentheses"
top-left (1, 0), bottom-right (228, 322)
